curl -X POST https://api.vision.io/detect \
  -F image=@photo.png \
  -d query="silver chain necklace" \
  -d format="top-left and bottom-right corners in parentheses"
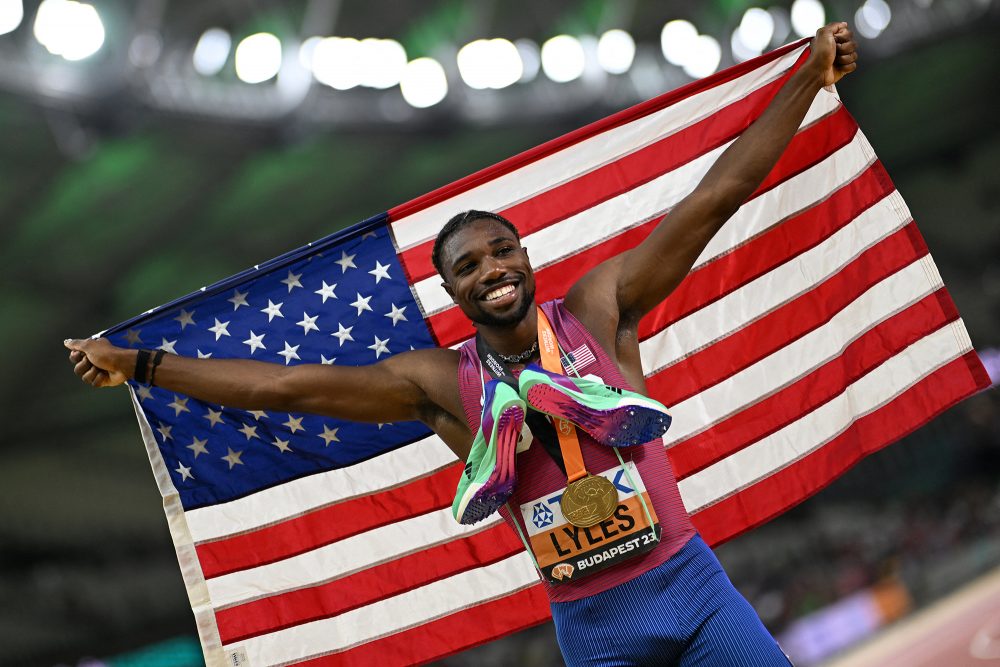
top-left (497, 340), bottom-right (539, 364)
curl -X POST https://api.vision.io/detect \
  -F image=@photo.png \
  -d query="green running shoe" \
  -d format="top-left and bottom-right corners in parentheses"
top-left (452, 379), bottom-right (525, 525)
top-left (518, 363), bottom-right (671, 447)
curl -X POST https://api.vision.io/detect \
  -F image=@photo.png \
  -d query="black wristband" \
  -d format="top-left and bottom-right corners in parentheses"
top-left (135, 349), bottom-right (152, 384)
top-left (149, 349), bottom-right (166, 386)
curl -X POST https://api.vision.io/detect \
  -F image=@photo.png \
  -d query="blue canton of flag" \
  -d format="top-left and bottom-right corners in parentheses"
top-left (101, 213), bottom-right (437, 511)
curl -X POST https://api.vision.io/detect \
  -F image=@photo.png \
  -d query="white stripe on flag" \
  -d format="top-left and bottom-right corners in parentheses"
top-left (666, 257), bottom-right (942, 444)
top-left (390, 46), bottom-right (806, 250)
top-left (640, 190), bottom-right (907, 375)
top-left (186, 435), bottom-right (456, 543)
top-left (678, 318), bottom-right (973, 513)
top-left (207, 508), bottom-right (502, 608)
top-left (226, 553), bottom-right (539, 666)
top-left (412, 90), bottom-right (845, 316)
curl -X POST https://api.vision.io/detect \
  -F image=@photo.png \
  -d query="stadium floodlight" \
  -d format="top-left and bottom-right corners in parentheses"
top-left (790, 0), bottom-right (826, 38)
top-left (312, 37), bottom-right (362, 90)
top-left (660, 19), bottom-right (698, 67)
top-left (541, 34), bottom-right (585, 83)
top-left (33, 0), bottom-right (105, 61)
top-left (234, 32), bottom-right (282, 84)
top-left (856, 0), bottom-right (892, 39)
top-left (683, 34), bottom-right (721, 78)
top-left (732, 7), bottom-right (775, 62)
top-left (458, 38), bottom-right (523, 90)
top-left (358, 38), bottom-right (407, 89)
top-left (740, 8), bottom-right (775, 52)
top-left (400, 57), bottom-right (448, 108)
top-left (0, 0), bottom-right (23, 36)
top-left (193, 28), bottom-right (231, 76)
top-left (597, 29), bottom-right (635, 74)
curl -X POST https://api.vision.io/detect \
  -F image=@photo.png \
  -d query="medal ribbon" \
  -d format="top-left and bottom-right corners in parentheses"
top-left (535, 307), bottom-right (590, 484)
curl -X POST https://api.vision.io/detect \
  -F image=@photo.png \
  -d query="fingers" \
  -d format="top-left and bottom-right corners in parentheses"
top-left (836, 51), bottom-right (858, 67)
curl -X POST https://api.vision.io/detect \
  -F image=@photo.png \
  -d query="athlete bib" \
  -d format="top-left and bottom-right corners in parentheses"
top-left (517, 460), bottom-right (660, 584)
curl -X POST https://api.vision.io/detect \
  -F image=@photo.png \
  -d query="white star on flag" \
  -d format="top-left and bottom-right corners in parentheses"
top-left (318, 425), bottom-right (340, 446)
top-left (167, 396), bottom-right (191, 416)
top-left (335, 251), bottom-right (357, 273)
top-left (320, 355), bottom-right (336, 365)
top-left (369, 261), bottom-right (391, 284)
top-left (331, 323), bottom-right (354, 346)
top-left (281, 270), bottom-right (304, 292)
top-left (272, 438), bottom-right (292, 453)
top-left (208, 318), bottom-right (231, 340)
top-left (125, 328), bottom-right (142, 345)
top-left (187, 437), bottom-right (208, 457)
top-left (297, 312), bottom-right (319, 335)
top-left (351, 293), bottom-right (373, 316)
top-left (239, 423), bottom-right (259, 440)
top-left (175, 462), bottom-right (194, 481)
top-left (174, 309), bottom-right (196, 329)
top-left (283, 415), bottom-right (304, 433)
top-left (228, 289), bottom-right (249, 310)
top-left (261, 300), bottom-right (284, 322)
top-left (384, 304), bottom-right (408, 326)
top-left (204, 408), bottom-right (224, 428)
top-left (158, 338), bottom-right (177, 354)
top-left (278, 342), bottom-right (301, 365)
top-left (368, 335), bottom-right (390, 359)
top-left (135, 385), bottom-right (153, 402)
top-left (222, 447), bottom-right (244, 469)
top-left (314, 281), bottom-right (338, 303)
top-left (156, 423), bottom-right (173, 441)
top-left (243, 331), bottom-right (266, 354)
top-left (248, 410), bottom-right (268, 420)
top-left (197, 350), bottom-right (213, 359)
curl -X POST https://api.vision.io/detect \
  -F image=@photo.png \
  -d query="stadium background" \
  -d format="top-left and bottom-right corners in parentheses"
top-left (0, 0), bottom-right (997, 665)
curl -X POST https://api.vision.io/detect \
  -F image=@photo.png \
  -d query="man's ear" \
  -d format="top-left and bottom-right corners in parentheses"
top-left (441, 281), bottom-right (456, 302)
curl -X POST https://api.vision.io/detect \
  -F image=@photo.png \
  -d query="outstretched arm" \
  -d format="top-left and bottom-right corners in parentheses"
top-left (569, 23), bottom-right (856, 327)
top-left (64, 337), bottom-right (450, 425)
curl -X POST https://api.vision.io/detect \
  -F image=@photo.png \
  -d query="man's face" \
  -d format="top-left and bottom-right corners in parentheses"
top-left (440, 218), bottom-right (536, 328)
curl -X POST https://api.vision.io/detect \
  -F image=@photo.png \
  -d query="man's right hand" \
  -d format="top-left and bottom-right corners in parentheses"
top-left (65, 338), bottom-right (131, 388)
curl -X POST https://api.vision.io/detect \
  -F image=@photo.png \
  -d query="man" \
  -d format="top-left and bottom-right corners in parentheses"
top-left (68, 23), bottom-right (857, 666)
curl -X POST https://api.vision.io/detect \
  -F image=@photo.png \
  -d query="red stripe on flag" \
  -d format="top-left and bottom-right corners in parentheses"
top-left (692, 350), bottom-right (989, 547)
top-left (648, 222), bottom-right (929, 410)
top-left (388, 40), bottom-right (810, 226)
top-left (639, 160), bottom-right (895, 342)
top-left (427, 141), bottom-right (890, 350)
top-left (669, 288), bottom-right (959, 480)
top-left (215, 524), bottom-right (524, 644)
top-left (398, 73), bottom-right (799, 284)
top-left (290, 585), bottom-right (551, 667)
top-left (197, 464), bottom-right (463, 579)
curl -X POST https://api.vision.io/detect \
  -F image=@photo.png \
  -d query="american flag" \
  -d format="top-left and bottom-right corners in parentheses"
top-left (101, 39), bottom-right (990, 667)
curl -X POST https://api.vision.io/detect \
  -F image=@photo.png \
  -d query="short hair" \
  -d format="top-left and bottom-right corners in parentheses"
top-left (431, 210), bottom-right (520, 278)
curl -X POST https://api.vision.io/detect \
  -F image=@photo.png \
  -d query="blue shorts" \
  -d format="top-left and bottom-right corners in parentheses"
top-left (550, 534), bottom-right (792, 666)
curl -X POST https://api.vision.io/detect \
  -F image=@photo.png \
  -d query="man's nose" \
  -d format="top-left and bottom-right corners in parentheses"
top-left (481, 256), bottom-right (506, 279)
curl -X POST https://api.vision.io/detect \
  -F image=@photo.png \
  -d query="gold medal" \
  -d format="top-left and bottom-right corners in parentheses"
top-left (560, 475), bottom-right (619, 528)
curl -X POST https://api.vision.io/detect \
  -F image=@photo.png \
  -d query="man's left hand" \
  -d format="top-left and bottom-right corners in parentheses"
top-left (809, 22), bottom-right (858, 87)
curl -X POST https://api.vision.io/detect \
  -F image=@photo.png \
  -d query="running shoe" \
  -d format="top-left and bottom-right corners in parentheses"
top-left (518, 364), bottom-right (671, 448)
top-left (452, 380), bottom-right (525, 525)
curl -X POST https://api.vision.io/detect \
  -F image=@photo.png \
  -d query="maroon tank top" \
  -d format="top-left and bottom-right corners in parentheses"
top-left (457, 299), bottom-right (695, 602)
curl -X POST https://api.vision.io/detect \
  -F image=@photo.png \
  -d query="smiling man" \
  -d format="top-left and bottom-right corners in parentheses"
top-left (67, 23), bottom-right (857, 666)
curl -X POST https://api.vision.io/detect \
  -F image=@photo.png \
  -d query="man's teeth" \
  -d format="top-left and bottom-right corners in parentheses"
top-left (484, 284), bottom-right (515, 301)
